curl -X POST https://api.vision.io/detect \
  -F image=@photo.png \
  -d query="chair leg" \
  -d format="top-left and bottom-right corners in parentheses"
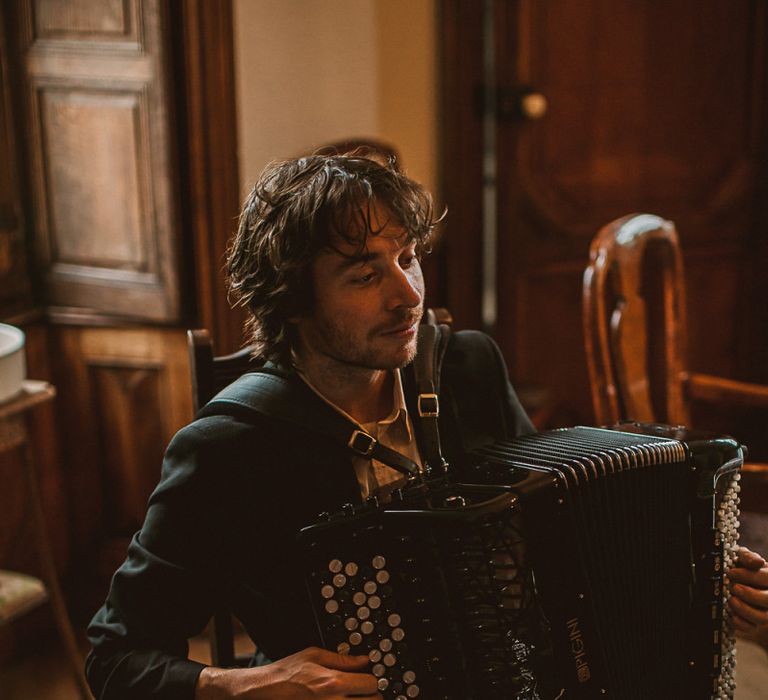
top-left (24, 443), bottom-right (91, 699)
top-left (211, 609), bottom-right (236, 668)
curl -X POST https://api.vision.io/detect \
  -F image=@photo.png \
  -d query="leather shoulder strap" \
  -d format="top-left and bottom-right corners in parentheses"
top-left (201, 370), bottom-right (420, 478)
top-left (413, 320), bottom-right (452, 474)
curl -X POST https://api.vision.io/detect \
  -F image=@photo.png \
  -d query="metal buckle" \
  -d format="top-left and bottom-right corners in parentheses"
top-left (418, 393), bottom-right (439, 418)
top-left (348, 430), bottom-right (376, 456)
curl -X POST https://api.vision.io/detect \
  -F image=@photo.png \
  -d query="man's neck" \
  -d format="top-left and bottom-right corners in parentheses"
top-left (296, 354), bottom-right (394, 424)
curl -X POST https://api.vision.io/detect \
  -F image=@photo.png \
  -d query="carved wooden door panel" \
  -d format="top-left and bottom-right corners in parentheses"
top-left (492, 0), bottom-right (767, 424)
top-left (13, 0), bottom-right (182, 321)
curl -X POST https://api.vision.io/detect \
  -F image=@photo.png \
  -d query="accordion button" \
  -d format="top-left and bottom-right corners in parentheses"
top-left (337, 642), bottom-right (350, 654)
top-left (321, 585), bottom-right (335, 599)
top-left (384, 653), bottom-right (397, 667)
top-left (403, 671), bottom-right (416, 684)
top-left (349, 632), bottom-right (363, 646)
top-left (333, 574), bottom-right (347, 588)
top-left (373, 555), bottom-right (387, 569)
top-left (396, 695), bottom-right (407, 700)
top-left (376, 570), bottom-right (390, 584)
top-left (364, 581), bottom-right (378, 594)
top-left (378, 678), bottom-right (390, 691)
top-left (407, 686), bottom-right (420, 697)
top-left (357, 606), bottom-right (371, 620)
top-left (353, 592), bottom-right (366, 606)
top-left (345, 562), bottom-right (359, 576)
top-left (388, 613), bottom-right (402, 627)
top-left (361, 621), bottom-right (374, 635)
top-left (380, 638), bottom-right (393, 652)
top-left (369, 649), bottom-right (382, 662)
top-left (329, 559), bottom-right (343, 573)
top-left (345, 617), bottom-right (358, 631)
top-left (369, 596), bottom-right (382, 609)
top-left (392, 627), bottom-right (405, 641)
top-left (372, 663), bottom-right (386, 677)
top-left (324, 600), bottom-right (339, 614)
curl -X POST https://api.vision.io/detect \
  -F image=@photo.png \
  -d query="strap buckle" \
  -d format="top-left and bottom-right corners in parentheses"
top-left (418, 393), bottom-right (439, 418)
top-left (348, 429), bottom-right (376, 456)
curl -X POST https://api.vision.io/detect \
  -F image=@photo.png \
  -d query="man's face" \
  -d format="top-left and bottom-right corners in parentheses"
top-left (292, 206), bottom-right (425, 372)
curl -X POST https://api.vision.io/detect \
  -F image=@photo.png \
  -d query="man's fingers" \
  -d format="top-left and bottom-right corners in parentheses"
top-left (736, 547), bottom-right (766, 570)
top-left (304, 647), bottom-right (371, 671)
top-left (729, 593), bottom-right (768, 626)
top-left (332, 669), bottom-right (380, 696)
top-left (732, 583), bottom-right (768, 609)
top-left (729, 565), bottom-right (768, 588)
top-left (732, 612), bottom-right (756, 633)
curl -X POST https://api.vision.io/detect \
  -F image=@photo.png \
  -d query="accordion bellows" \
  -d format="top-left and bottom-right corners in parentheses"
top-left (299, 424), bottom-right (742, 699)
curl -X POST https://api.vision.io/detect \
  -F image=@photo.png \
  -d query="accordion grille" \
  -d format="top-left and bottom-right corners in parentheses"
top-left (473, 426), bottom-right (738, 699)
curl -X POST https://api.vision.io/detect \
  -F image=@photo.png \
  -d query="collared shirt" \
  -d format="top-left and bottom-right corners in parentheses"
top-left (299, 369), bottom-right (423, 500)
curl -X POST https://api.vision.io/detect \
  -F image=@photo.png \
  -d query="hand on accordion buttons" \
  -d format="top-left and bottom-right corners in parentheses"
top-left (729, 547), bottom-right (768, 651)
top-left (194, 647), bottom-right (382, 699)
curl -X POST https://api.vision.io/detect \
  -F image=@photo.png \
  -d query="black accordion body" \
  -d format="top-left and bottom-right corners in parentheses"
top-left (298, 424), bottom-right (743, 699)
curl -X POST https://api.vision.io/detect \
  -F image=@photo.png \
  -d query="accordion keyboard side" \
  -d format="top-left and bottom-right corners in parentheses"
top-left (299, 483), bottom-right (556, 700)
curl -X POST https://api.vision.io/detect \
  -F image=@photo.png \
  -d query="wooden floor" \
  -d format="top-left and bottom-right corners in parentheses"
top-left (1, 630), bottom-right (766, 699)
top-left (0, 627), bottom-right (254, 699)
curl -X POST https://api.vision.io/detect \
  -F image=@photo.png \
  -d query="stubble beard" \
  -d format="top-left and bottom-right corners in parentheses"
top-left (322, 309), bottom-right (422, 371)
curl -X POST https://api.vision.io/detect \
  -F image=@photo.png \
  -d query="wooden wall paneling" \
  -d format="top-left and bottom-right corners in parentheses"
top-left (490, 0), bottom-right (766, 426)
top-left (50, 326), bottom-right (193, 562)
top-left (17, 0), bottom-right (183, 322)
top-left (170, 0), bottom-right (244, 354)
top-left (738, 0), bottom-right (768, 385)
top-left (437, 0), bottom-right (485, 332)
top-left (88, 361), bottom-right (165, 533)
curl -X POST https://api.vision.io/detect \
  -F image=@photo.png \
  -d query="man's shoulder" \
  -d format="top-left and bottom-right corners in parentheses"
top-left (446, 328), bottom-right (499, 351)
top-left (443, 329), bottom-right (506, 376)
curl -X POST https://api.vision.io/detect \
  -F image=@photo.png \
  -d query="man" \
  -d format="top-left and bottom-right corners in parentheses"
top-left (87, 155), bottom-right (767, 698)
top-left (86, 155), bottom-right (534, 698)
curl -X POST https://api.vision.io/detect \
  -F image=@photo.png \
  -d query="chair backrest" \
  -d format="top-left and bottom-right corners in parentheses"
top-left (187, 329), bottom-right (262, 667)
top-left (582, 213), bottom-right (689, 425)
top-left (187, 329), bottom-right (261, 412)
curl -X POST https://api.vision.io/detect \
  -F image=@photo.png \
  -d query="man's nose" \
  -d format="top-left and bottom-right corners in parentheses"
top-left (387, 267), bottom-right (423, 309)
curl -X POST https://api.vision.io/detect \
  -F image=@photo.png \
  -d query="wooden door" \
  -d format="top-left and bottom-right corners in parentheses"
top-left (441, 0), bottom-right (768, 430)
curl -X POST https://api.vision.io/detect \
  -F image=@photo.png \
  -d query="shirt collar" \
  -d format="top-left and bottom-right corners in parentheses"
top-left (298, 369), bottom-right (413, 440)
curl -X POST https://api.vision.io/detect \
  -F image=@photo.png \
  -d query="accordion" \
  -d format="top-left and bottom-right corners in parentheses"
top-left (298, 423), bottom-right (743, 699)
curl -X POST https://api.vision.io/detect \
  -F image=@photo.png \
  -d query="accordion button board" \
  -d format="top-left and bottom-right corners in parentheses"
top-left (299, 423), bottom-right (743, 699)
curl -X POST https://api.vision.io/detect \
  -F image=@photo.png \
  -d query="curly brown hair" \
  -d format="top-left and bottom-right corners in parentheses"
top-left (226, 155), bottom-right (441, 367)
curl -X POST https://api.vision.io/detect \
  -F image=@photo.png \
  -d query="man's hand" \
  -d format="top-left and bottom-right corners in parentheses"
top-left (195, 646), bottom-right (382, 699)
top-left (728, 547), bottom-right (768, 652)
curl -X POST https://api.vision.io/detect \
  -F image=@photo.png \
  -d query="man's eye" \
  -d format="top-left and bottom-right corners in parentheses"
top-left (401, 255), bottom-right (416, 268)
top-left (352, 272), bottom-right (375, 285)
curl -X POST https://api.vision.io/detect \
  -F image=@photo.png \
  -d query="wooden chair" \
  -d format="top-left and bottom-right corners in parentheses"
top-left (582, 213), bottom-right (768, 514)
top-left (187, 329), bottom-right (261, 667)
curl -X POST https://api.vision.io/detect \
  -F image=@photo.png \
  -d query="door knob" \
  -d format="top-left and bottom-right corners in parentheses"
top-left (497, 86), bottom-right (548, 121)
